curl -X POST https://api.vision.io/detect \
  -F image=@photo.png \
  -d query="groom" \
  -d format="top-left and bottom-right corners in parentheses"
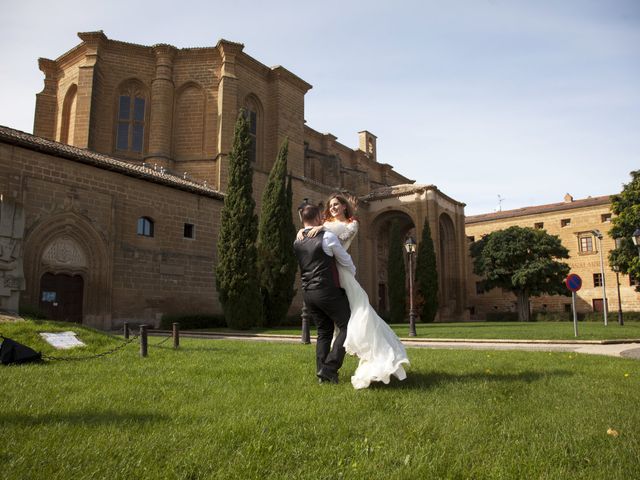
top-left (293, 203), bottom-right (353, 384)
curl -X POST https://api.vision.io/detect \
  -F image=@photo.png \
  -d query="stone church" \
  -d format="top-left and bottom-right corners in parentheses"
top-left (0, 31), bottom-right (468, 329)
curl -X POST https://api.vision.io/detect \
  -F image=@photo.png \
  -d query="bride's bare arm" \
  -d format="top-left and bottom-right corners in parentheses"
top-left (296, 225), bottom-right (324, 241)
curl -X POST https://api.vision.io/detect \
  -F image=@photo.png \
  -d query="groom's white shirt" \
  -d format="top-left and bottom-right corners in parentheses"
top-left (303, 227), bottom-right (356, 276)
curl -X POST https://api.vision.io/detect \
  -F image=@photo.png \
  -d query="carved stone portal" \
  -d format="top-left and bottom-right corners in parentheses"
top-left (42, 237), bottom-right (88, 269)
top-left (0, 196), bottom-right (26, 312)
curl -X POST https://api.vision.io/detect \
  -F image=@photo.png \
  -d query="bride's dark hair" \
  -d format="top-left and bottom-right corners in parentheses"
top-left (323, 193), bottom-right (357, 222)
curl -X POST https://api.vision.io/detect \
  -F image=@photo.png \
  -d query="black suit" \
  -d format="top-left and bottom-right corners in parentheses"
top-left (294, 231), bottom-right (351, 377)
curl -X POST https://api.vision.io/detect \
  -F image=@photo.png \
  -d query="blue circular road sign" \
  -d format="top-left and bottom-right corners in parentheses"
top-left (565, 274), bottom-right (582, 292)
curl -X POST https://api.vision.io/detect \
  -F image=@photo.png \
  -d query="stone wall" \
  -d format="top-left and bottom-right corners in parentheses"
top-left (0, 129), bottom-right (223, 329)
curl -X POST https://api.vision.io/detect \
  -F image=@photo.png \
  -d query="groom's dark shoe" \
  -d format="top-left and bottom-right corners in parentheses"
top-left (317, 368), bottom-right (339, 384)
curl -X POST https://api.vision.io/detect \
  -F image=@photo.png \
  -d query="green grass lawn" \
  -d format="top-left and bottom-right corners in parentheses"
top-left (198, 321), bottom-right (640, 342)
top-left (1, 320), bottom-right (639, 479)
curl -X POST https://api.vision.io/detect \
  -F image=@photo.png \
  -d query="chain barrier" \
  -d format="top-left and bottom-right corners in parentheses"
top-left (150, 333), bottom-right (173, 346)
top-left (43, 334), bottom-right (139, 362)
top-left (3, 323), bottom-right (179, 363)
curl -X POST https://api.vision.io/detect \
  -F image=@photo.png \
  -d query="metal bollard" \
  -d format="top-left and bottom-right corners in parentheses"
top-left (123, 322), bottom-right (129, 339)
top-left (172, 322), bottom-right (180, 349)
top-left (140, 324), bottom-right (148, 357)
top-left (301, 302), bottom-right (311, 344)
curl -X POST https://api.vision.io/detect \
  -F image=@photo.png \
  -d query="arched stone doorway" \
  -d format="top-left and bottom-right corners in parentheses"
top-left (368, 210), bottom-right (416, 314)
top-left (438, 212), bottom-right (458, 318)
top-left (23, 212), bottom-right (112, 329)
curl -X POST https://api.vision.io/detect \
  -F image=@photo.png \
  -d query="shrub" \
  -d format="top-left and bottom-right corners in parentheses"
top-left (18, 305), bottom-right (48, 320)
top-left (486, 312), bottom-right (519, 322)
top-left (159, 314), bottom-right (226, 330)
top-left (531, 311), bottom-right (640, 322)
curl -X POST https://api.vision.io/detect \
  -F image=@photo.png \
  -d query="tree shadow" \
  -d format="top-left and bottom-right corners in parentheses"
top-left (0, 411), bottom-right (168, 427)
top-left (148, 344), bottom-right (222, 352)
top-left (368, 369), bottom-right (574, 390)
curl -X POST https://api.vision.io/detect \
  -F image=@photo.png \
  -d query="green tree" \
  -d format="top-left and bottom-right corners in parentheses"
top-left (470, 226), bottom-right (570, 321)
top-left (216, 111), bottom-right (263, 329)
top-left (387, 220), bottom-right (406, 323)
top-left (257, 139), bottom-right (297, 326)
top-left (608, 170), bottom-right (640, 291)
top-left (415, 220), bottom-right (438, 322)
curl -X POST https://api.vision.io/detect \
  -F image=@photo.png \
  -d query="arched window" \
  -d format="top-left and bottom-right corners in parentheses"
top-left (116, 81), bottom-right (147, 154)
top-left (137, 217), bottom-right (154, 237)
top-left (173, 83), bottom-right (205, 159)
top-left (243, 95), bottom-right (263, 164)
top-left (60, 84), bottom-right (77, 145)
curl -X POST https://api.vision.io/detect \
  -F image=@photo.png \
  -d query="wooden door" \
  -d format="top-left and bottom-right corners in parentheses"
top-left (39, 273), bottom-right (84, 323)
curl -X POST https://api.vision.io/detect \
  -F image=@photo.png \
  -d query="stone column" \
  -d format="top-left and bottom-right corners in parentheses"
top-left (0, 196), bottom-right (25, 313)
top-left (215, 40), bottom-right (243, 191)
top-left (73, 32), bottom-right (105, 149)
top-left (146, 44), bottom-right (177, 171)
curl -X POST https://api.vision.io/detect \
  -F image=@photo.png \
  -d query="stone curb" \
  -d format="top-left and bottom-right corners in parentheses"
top-left (150, 330), bottom-right (640, 346)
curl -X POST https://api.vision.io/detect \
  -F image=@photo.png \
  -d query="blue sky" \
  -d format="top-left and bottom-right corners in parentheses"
top-left (1, 0), bottom-right (638, 214)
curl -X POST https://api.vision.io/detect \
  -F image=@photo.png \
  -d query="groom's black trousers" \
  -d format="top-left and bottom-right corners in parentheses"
top-left (302, 287), bottom-right (351, 375)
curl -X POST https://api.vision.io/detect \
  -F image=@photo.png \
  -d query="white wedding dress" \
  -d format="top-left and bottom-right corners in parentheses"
top-left (324, 220), bottom-right (410, 389)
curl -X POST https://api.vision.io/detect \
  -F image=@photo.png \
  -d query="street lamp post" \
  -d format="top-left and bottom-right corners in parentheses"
top-left (404, 236), bottom-right (417, 337)
top-left (592, 230), bottom-right (608, 326)
top-left (633, 228), bottom-right (640, 258)
top-left (611, 264), bottom-right (624, 326)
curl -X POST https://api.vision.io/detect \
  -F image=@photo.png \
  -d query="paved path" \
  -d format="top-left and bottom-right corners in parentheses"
top-left (151, 331), bottom-right (640, 359)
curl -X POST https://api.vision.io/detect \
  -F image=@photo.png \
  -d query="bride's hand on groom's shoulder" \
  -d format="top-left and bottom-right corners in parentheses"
top-left (307, 226), bottom-right (323, 238)
top-left (296, 226), bottom-right (323, 241)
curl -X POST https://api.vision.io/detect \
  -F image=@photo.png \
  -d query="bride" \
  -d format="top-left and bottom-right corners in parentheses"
top-left (300, 193), bottom-right (410, 389)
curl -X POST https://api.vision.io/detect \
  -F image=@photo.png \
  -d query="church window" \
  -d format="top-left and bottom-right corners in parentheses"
top-left (116, 83), bottom-right (146, 153)
top-left (247, 109), bottom-right (257, 163)
top-left (243, 95), bottom-right (263, 164)
top-left (60, 84), bottom-right (77, 145)
top-left (137, 217), bottom-right (154, 237)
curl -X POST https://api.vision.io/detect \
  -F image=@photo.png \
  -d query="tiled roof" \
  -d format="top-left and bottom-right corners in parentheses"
top-left (465, 195), bottom-right (611, 224)
top-left (0, 125), bottom-right (224, 199)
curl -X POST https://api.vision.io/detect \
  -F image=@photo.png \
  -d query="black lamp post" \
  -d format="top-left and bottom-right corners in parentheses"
top-left (633, 228), bottom-right (640, 257)
top-left (404, 236), bottom-right (417, 337)
top-left (611, 264), bottom-right (624, 326)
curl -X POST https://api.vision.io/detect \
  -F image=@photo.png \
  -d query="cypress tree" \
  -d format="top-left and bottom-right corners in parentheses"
top-left (387, 220), bottom-right (406, 323)
top-left (415, 219), bottom-right (438, 322)
top-left (257, 139), bottom-right (298, 326)
top-left (215, 111), bottom-right (263, 329)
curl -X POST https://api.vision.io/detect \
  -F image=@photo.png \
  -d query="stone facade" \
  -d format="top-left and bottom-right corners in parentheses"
top-left (0, 31), bottom-right (469, 328)
top-left (1, 127), bottom-right (223, 328)
top-left (465, 194), bottom-right (640, 319)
